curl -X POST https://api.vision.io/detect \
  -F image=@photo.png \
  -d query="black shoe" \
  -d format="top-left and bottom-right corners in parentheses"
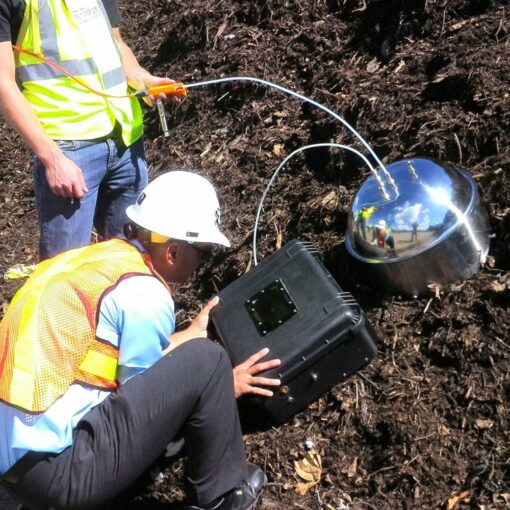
top-left (183, 463), bottom-right (266, 510)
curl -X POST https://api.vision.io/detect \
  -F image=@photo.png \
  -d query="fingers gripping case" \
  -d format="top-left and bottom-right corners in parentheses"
top-left (210, 240), bottom-right (378, 424)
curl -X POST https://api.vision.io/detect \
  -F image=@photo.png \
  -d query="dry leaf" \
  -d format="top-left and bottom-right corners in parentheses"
top-left (366, 59), bottom-right (380, 73)
top-left (275, 225), bottom-right (283, 251)
top-left (490, 281), bottom-right (508, 293)
top-left (346, 457), bottom-right (357, 478)
top-left (320, 190), bottom-right (339, 210)
top-left (341, 457), bottom-right (357, 478)
top-left (200, 142), bottom-right (212, 158)
top-left (273, 144), bottom-right (284, 156)
top-left (340, 398), bottom-right (355, 411)
top-left (427, 283), bottom-right (442, 299)
top-left (450, 20), bottom-right (469, 31)
top-left (215, 21), bottom-right (228, 39)
top-left (438, 424), bottom-right (450, 436)
top-left (447, 490), bottom-right (470, 510)
top-left (475, 418), bottom-right (494, 430)
top-left (294, 449), bottom-right (322, 494)
top-left (294, 451), bottom-right (322, 481)
top-left (295, 480), bottom-right (317, 495)
top-left (228, 134), bottom-right (244, 149)
top-left (394, 60), bottom-right (405, 73)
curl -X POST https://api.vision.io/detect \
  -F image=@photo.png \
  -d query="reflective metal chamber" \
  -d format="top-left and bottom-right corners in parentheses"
top-left (345, 158), bottom-right (491, 296)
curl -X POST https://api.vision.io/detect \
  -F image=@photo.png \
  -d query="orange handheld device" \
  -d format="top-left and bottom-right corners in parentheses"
top-left (147, 82), bottom-right (188, 97)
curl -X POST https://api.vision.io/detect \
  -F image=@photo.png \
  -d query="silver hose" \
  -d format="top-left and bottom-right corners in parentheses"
top-left (183, 76), bottom-right (398, 199)
top-left (253, 143), bottom-right (379, 265)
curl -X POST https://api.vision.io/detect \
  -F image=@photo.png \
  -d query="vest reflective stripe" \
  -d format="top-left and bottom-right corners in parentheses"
top-left (38, 0), bottom-right (58, 59)
top-left (16, 0), bottom-right (125, 86)
top-left (9, 368), bottom-right (35, 411)
top-left (16, 59), bottom-right (125, 87)
top-left (15, 0), bottom-right (143, 145)
top-left (78, 348), bottom-right (118, 381)
top-left (17, 58), bottom-right (95, 82)
top-left (0, 240), bottom-right (169, 413)
top-left (102, 66), bottom-right (125, 89)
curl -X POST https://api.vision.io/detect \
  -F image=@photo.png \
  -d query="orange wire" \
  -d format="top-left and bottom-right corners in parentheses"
top-left (12, 44), bottom-right (137, 99)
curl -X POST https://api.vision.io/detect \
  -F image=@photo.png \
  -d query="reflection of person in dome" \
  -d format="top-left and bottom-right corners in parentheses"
top-left (356, 206), bottom-right (376, 241)
top-left (410, 221), bottom-right (419, 242)
top-left (372, 220), bottom-right (397, 257)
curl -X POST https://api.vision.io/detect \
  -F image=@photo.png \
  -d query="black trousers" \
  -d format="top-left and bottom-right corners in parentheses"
top-left (4, 339), bottom-right (248, 510)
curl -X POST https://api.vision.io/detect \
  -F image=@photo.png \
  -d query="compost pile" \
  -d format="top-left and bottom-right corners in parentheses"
top-left (0, 0), bottom-right (509, 509)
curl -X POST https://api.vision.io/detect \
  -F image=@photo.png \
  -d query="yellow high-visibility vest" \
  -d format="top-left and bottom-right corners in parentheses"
top-left (15, 0), bottom-right (143, 146)
top-left (0, 239), bottom-right (169, 414)
top-left (360, 206), bottom-right (376, 220)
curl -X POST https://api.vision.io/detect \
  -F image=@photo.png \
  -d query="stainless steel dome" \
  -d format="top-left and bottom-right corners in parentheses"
top-left (345, 158), bottom-right (491, 296)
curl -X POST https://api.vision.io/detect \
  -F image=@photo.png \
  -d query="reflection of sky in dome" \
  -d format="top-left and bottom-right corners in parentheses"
top-left (392, 203), bottom-right (430, 231)
top-left (356, 179), bottom-right (456, 231)
top-left (352, 158), bottom-right (475, 232)
top-left (424, 184), bottom-right (484, 260)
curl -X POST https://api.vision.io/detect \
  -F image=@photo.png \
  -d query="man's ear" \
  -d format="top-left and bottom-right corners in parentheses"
top-left (165, 241), bottom-right (181, 265)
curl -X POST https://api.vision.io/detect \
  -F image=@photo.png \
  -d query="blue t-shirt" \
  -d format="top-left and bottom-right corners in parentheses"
top-left (0, 266), bottom-right (175, 475)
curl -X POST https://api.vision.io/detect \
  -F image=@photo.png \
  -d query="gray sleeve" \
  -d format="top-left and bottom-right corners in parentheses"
top-left (102, 0), bottom-right (122, 27)
top-left (0, 0), bottom-right (15, 43)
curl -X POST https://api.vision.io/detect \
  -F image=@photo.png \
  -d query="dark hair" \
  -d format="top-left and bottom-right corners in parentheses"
top-left (123, 222), bottom-right (139, 240)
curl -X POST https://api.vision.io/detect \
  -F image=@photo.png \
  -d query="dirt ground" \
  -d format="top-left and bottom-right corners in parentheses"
top-left (0, 0), bottom-right (509, 509)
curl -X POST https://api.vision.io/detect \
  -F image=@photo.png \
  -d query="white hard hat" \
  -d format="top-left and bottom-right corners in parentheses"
top-left (376, 219), bottom-right (387, 229)
top-left (126, 171), bottom-right (230, 247)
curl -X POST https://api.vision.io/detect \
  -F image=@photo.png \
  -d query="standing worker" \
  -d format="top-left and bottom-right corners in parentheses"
top-left (0, 0), bottom-right (177, 260)
top-left (0, 171), bottom-right (281, 510)
top-left (356, 206), bottom-right (376, 242)
top-left (410, 221), bottom-right (419, 242)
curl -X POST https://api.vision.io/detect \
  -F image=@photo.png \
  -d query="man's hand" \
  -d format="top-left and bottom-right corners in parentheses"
top-left (233, 348), bottom-right (281, 398)
top-left (44, 151), bottom-right (88, 198)
top-left (187, 296), bottom-right (219, 338)
top-left (143, 75), bottom-right (182, 106)
top-left (127, 72), bottom-right (180, 107)
top-left (165, 297), bottom-right (219, 353)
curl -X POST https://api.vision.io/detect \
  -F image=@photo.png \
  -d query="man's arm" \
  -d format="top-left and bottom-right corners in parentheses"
top-left (112, 27), bottom-right (178, 104)
top-left (165, 297), bottom-right (220, 353)
top-left (0, 42), bottom-right (88, 198)
top-left (166, 297), bottom-right (282, 398)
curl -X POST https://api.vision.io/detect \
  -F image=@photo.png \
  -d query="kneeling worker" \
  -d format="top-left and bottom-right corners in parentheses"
top-left (0, 171), bottom-right (281, 510)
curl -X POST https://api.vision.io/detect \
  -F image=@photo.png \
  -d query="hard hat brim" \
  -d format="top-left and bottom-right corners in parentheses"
top-left (126, 204), bottom-right (231, 248)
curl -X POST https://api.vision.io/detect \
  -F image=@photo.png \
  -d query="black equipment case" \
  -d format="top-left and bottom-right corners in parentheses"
top-left (210, 240), bottom-right (378, 424)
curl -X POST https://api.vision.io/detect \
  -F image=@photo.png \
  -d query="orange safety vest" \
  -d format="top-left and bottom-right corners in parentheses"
top-left (0, 239), bottom-right (169, 414)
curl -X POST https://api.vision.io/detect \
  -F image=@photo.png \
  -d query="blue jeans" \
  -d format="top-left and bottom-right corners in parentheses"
top-left (33, 136), bottom-right (148, 260)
